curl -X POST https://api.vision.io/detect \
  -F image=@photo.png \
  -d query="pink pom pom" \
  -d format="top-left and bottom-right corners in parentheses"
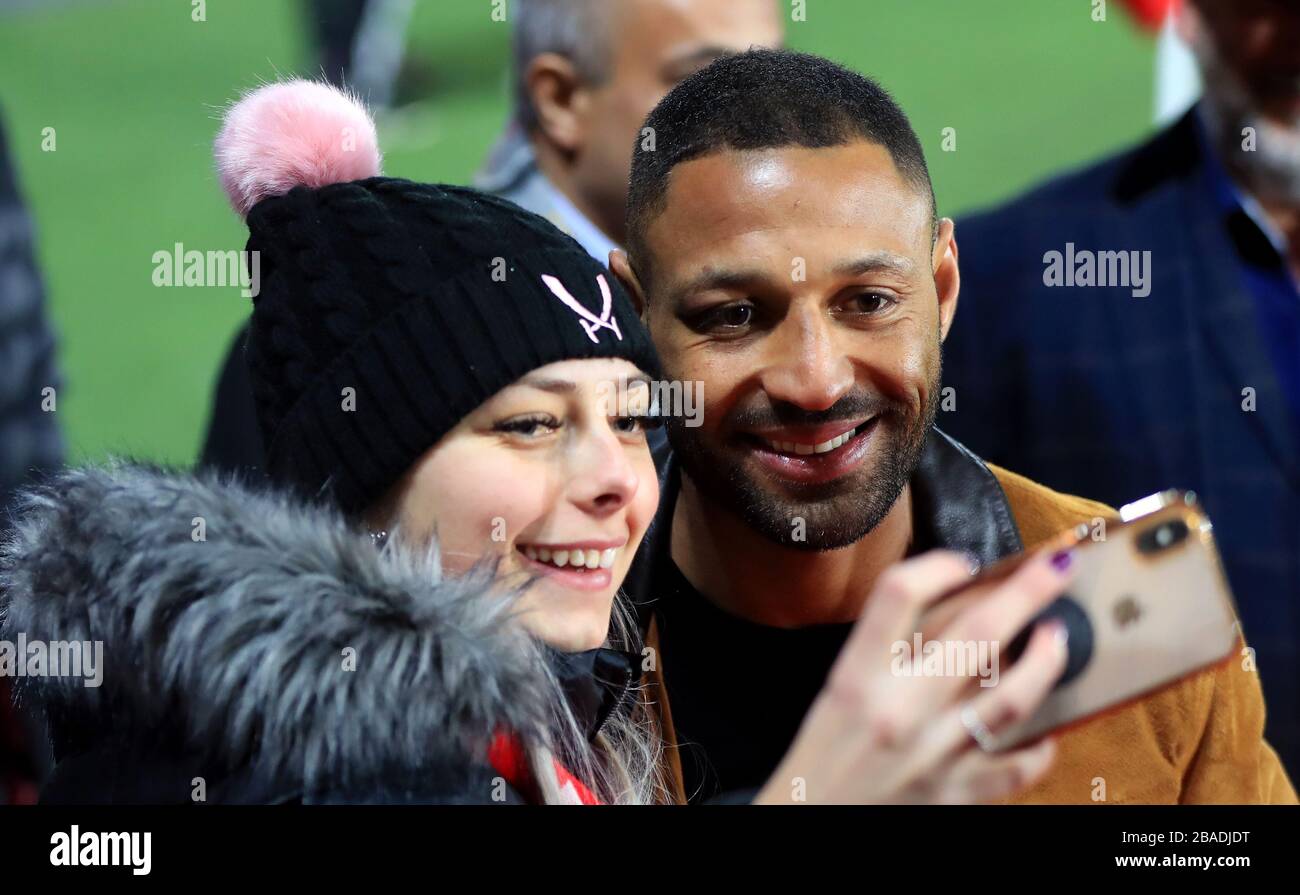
top-left (215, 80), bottom-right (382, 217)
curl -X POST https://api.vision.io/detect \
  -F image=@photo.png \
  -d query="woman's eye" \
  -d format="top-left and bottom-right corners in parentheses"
top-left (493, 414), bottom-right (561, 437)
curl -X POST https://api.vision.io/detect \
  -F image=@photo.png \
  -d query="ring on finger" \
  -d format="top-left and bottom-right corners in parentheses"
top-left (960, 701), bottom-right (998, 752)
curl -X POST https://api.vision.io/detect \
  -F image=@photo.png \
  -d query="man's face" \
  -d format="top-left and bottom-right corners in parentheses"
top-left (632, 141), bottom-right (956, 550)
top-left (1190, 0), bottom-right (1300, 124)
top-left (1188, 0), bottom-right (1300, 200)
top-left (575, 0), bottom-right (783, 242)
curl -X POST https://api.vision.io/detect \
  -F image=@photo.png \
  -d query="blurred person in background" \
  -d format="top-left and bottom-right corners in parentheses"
top-left (942, 0), bottom-right (1300, 773)
top-left (307, 0), bottom-right (413, 108)
top-left (309, 0), bottom-right (372, 88)
top-left (199, 0), bottom-right (781, 479)
top-left (0, 110), bottom-right (64, 805)
top-left (0, 115), bottom-right (63, 549)
top-left (476, 0), bottom-right (782, 260)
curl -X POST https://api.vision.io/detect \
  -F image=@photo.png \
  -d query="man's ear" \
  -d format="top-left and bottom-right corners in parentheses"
top-left (609, 248), bottom-right (648, 319)
top-left (933, 217), bottom-right (960, 343)
top-left (526, 52), bottom-right (588, 154)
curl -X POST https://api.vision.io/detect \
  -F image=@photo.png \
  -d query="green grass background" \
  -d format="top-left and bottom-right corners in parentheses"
top-left (0, 0), bottom-right (1154, 465)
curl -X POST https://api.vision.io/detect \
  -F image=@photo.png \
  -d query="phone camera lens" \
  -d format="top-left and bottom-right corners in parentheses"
top-left (1137, 518), bottom-right (1189, 555)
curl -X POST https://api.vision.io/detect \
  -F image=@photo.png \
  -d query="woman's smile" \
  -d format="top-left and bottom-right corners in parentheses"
top-left (514, 538), bottom-right (628, 592)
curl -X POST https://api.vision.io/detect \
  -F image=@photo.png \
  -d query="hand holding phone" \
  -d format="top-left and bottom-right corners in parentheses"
top-left (947, 490), bottom-right (1241, 751)
top-left (755, 548), bottom-right (1074, 803)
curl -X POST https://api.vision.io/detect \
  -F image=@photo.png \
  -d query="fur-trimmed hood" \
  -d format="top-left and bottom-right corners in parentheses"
top-left (0, 464), bottom-right (568, 803)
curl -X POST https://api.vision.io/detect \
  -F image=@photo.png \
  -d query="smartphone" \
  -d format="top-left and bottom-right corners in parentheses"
top-left (931, 490), bottom-right (1243, 752)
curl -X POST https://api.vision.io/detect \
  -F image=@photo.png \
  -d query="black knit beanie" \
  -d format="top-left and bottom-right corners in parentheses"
top-left (216, 81), bottom-right (659, 514)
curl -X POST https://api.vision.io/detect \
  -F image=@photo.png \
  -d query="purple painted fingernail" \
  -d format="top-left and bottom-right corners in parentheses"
top-left (1049, 549), bottom-right (1074, 573)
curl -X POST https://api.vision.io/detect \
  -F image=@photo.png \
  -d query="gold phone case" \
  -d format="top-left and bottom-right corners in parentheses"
top-left (989, 490), bottom-right (1242, 750)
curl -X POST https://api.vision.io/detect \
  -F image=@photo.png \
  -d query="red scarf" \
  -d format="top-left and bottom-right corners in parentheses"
top-left (487, 732), bottom-right (602, 805)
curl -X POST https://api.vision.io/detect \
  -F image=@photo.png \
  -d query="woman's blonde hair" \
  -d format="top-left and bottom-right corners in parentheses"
top-left (526, 594), bottom-right (668, 805)
top-left (372, 516), bottom-right (667, 805)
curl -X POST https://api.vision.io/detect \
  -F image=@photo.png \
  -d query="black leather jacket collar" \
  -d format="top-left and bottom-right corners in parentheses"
top-left (909, 426), bottom-right (1024, 561)
top-left (546, 646), bottom-right (640, 742)
top-left (623, 426), bottom-right (1024, 630)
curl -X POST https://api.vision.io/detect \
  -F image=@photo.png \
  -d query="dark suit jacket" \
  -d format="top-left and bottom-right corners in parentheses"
top-left (941, 106), bottom-right (1300, 773)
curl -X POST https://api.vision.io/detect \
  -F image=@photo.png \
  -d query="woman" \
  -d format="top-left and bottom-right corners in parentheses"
top-left (0, 80), bottom-right (666, 804)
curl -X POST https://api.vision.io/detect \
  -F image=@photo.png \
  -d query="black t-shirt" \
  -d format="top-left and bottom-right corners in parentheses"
top-left (653, 554), bottom-right (855, 803)
top-left (637, 429), bottom-right (1015, 803)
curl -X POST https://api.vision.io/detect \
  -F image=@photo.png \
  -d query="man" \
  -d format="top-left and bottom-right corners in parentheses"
top-left (199, 0), bottom-right (781, 475)
top-left (940, 0), bottom-right (1300, 772)
top-left (608, 49), bottom-right (1293, 803)
top-left (478, 0), bottom-right (781, 260)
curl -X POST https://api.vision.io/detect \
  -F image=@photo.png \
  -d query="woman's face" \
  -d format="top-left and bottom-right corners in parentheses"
top-left (375, 358), bottom-right (661, 652)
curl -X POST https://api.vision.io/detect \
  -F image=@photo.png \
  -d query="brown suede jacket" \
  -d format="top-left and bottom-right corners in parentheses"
top-left (990, 465), bottom-right (1294, 804)
top-left (629, 428), bottom-right (1296, 804)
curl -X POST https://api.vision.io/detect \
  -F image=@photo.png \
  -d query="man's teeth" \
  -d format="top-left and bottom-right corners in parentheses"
top-left (521, 546), bottom-right (618, 570)
top-left (762, 425), bottom-right (859, 456)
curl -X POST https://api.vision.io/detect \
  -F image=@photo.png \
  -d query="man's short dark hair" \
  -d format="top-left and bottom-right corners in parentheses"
top-left (626, 49), bottom-right (937, 275)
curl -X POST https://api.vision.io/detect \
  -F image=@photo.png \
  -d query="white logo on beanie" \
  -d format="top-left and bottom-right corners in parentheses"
top-left (541, 273), bottom-right (624, 344)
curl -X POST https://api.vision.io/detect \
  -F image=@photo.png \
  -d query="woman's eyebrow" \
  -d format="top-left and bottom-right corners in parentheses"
top-left (516, 377), bottom-right (576, 395)
top-left (515, 374), bottom-right (653, 394)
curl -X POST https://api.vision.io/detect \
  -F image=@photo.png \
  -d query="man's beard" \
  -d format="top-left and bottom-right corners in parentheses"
top-left (666, 373), bottom-right (939, 552)
top-left (1193, 29), bottom-right (1300, 204)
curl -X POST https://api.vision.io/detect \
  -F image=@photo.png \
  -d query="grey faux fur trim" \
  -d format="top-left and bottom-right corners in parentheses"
top-left (0, 463), bottom-right (553, 793)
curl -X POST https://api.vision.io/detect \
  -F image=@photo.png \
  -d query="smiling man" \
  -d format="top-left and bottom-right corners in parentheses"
top-left (611, 49), bottom-right (1294, 804)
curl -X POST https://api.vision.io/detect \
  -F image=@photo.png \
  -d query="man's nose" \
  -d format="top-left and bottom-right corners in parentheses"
top-left (758, 303), bottom-right (855, 411)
